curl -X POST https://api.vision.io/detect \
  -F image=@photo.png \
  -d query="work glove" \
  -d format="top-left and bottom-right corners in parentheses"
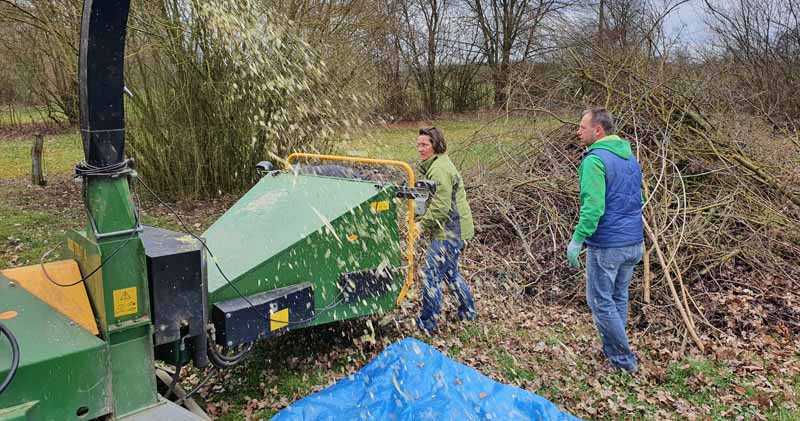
top-left (566, 239), bottom-right (583, 269)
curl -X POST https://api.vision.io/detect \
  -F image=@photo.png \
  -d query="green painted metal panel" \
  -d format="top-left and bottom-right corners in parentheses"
top-left (86, 178), bottom-right (138, 234)
top-left (61, 176), bottom-right (159, 417)
top-left (63, 231), bottom-right (159, 416)
top-left (118, 398), bottom-right (202, 420)
top-left (70, 177), bottom-right (151, 328)
top-left (108, 324), bottom-right (159, 417)
top-left (205, 174), bottom-right (392, 288)
top-left (205, 174), bottom-right (403, 325)
top-left (0, 275), bottom-right (111, 420)
top-left (63, 230), bottom-right (151, 328)
top-left (0, 401), bottom-right (39, 421)
top-left (94, 233), bottom-right (150, 326)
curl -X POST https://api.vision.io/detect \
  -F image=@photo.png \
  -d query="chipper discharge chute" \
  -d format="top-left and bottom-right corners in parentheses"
top-left (0, 0), bottom-right (430, 419)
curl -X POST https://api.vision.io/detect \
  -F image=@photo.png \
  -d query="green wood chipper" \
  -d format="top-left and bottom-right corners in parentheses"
top-left (0, 1), bottom-right (429, 419)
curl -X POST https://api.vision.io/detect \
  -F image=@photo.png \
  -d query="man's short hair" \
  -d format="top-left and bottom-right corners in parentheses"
top-left (419, 127), bottom-right (447, 154)
top-left (582, 108), bottom-right (616, 135)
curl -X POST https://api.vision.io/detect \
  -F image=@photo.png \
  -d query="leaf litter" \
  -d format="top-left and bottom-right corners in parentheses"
top-left (1, 174), bottom-right (798, 420)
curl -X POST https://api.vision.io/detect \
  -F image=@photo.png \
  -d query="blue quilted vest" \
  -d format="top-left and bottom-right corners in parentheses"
top-left (584, 148), bottom-right (644, 248)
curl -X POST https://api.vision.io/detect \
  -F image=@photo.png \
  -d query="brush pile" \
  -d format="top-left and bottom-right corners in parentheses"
top-left (467, 51), bottom-right (800, 350)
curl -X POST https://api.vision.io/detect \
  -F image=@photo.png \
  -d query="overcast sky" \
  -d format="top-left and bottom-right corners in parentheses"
top-left (663, 0), bottom-right (715, 48)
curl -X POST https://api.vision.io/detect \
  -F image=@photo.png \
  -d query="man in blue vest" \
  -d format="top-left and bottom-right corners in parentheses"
top-left (568, 108), bottom-right (643, 374)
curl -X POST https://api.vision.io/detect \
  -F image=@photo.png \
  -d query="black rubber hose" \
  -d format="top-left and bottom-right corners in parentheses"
top-left (207, 340), bottom-right (253, 369)
top-left (0, 321), bottom-right (20, 395)
top-left (164, 337), bottom-right (185, 400)
top-left (174, 367), bottom-right (217, 406)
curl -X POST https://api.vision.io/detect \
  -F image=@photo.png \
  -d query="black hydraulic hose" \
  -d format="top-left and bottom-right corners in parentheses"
top-left (0, 321), bottom-right (20, 395)
top-left (207, 340), bottom-right (254, 369)
top-left (214, 343), bottom-right (253, 363)
top-left (175, 367), bottom-right (217, 406)
top-left (164, 337), bottom-right (185, 400)
top-left (164, 363), bottom-right (182, 399)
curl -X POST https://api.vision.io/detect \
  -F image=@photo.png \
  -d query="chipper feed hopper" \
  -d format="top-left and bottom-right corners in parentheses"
top-left (0, 1), bottom-right (428, 419)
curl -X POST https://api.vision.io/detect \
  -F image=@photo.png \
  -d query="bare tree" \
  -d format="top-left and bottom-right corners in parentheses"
top-left (357, 0), bottom-right (413, 118)
top-left (0, 0), bottom-right (82, 123)
top-left (704, 0), bottom-right (800, 126)
top-left (440, 14), bottom-right (487, 113)
top-left (597, 0), bottom-right (647, 46)
top-left (462, 0), bottom-right (570, 107)
top-left (397, 0), bottom-right (458, 116)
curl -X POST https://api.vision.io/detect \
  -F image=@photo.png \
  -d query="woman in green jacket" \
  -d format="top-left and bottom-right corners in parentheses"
top-left (415, 127), bottom-right (477, 334)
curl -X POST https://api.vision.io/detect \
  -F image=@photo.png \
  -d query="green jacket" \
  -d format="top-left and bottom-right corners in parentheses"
top-left (418, 154), bottom-right (475, 240)
top-left (572, 135), bottom-right (642, 243)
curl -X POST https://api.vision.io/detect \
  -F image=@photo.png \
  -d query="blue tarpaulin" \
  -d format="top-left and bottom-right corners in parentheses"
top-left (272, 338), bottom-right (581, 421)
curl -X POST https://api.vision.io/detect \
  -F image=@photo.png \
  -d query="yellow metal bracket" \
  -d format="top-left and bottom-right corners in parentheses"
top-left (285, 152), bottom-right (418, 306)
top-left (2, 260), bottom-right (99, 335)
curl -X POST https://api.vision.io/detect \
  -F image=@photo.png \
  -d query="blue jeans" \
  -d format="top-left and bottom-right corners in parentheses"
top-left (585, 243), bottom-right (643, 372)
top-left (417, 239), bottom-right (477, 333)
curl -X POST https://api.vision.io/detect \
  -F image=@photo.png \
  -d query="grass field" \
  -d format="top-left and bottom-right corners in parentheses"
top-left (0, 115), bottom-right (555, 179)
top-left (0, 132), bottom-right (83, 179)
top-left (338, 116), bottom-right (558, 171)
top-left (0, 105), bottom-right (67, 126)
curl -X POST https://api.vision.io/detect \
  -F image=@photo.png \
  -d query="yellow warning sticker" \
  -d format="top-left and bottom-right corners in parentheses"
top-left (370, 200), bottom-right (390, 212)
top-left (270, 308), bottom-right (289, 331)
top-left (113, 287), bottom-right (138, 317)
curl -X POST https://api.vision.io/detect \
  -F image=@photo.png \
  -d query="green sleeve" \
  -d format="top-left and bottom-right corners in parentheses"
top-left (572, 155), bottom-right (606, 243)
top-left (419, 164), bottom-right (453, 233)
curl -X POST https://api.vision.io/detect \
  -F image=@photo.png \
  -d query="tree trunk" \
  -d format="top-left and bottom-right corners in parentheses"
top-left (493, 65), bottom-right (508, 107)
top-left (61, 85), bottom-right (80, 125)
top-left (427, 80), bottom-right (439, 115)
top-left (32, 133), bottom-right (46, 186)
top-left (598, 0), bottom-right (605, 40)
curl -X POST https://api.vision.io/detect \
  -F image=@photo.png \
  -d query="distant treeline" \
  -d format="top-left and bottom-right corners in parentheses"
top-left (1, 0), bottom-right (797, 196)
